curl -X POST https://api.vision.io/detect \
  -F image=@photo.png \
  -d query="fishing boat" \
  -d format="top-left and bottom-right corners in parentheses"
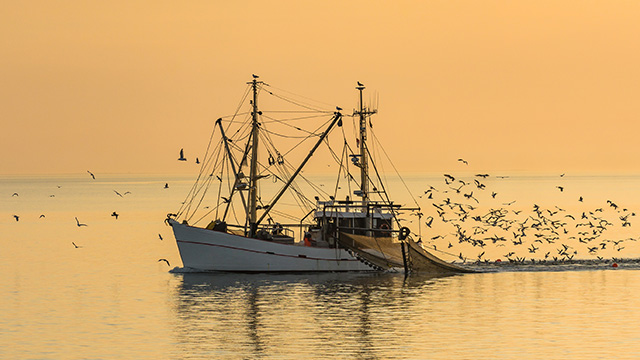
top-left (167, 77), bottom-right (472, 274)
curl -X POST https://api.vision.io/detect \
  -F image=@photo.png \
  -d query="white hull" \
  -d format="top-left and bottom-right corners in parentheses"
top-left (170, 220), bottom-right (375, 272)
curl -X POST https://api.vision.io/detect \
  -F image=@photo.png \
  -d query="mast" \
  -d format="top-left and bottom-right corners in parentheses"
top-left (248, 77), bottom-right (262, 237)
top-left (355, 83), bottom-right (377, 233)
top-left (356, 84), bottom-right (369, 202)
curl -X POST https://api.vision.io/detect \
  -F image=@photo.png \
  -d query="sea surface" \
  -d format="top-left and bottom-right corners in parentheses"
top-left (2, 173), bottom-right (640, 359)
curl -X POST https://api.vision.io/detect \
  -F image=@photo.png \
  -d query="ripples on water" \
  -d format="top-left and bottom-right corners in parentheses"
top-left (2, 175), bottom-right (640, 359)
top-left (171, 269), bottom-right (640, 360)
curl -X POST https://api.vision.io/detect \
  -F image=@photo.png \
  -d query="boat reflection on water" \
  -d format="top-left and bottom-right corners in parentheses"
top-left (170, 272), bottom-right (459, 359)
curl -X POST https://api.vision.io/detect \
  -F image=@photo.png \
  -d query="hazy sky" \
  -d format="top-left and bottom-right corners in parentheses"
top-left (2, 1), bottom-right (640, 176)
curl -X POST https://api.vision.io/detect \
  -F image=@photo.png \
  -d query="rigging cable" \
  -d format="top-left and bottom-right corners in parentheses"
top-left (176, 124), bottom-right (220, 219)
top-left (263, 83), bottom-right (335, 111)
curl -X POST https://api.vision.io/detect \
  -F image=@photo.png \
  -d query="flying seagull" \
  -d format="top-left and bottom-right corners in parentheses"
top-left (196, 157), bottom-right (200, 164)
top-left (11, 192), bottom-right (18, 197)
top-left (111, 211), bottom-right (119, 219)
top-left (458, 158), bottom-right (469, 165)
top-left (13, 215), bottom-right (19, 221)
top-left (72, 242), bottom-right (81, 248)
top-left (87, 170), bottom-right (95, 179)
top-left (114, 190), bottom-right (123, 197)
top-left (75, 217), bottom-right (88, 227)
top-left (158, 258), bottom-right (170, 266)
top-left (178, 148), bottom-right (187, 161)
top-left (158, 233), bottom-right (163, 241)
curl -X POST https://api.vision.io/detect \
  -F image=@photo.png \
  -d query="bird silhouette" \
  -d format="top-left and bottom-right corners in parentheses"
top-left (72, 242), bottom-right (82, 248)
top-left (252, 74), bottom-right (259, 79)
top-left (178, 148), bottom-right (187, 161)
top-left (13, 215), bottom-right (19, 221)
top-left (158, 258), bottom-right (170, 266)
top-left (87, 170), bottom-right (95, 179)
top-left (114, 190), bottom-right (123, 197)
top-left (158, 233), bottom-right (163, 241)
top-left (357, 81), bottom-right (364, 87)
top-left (458, 158), bottom-right (469, 165)
top-left (11, 192), bottom-right (18, 197)
top-left (75, 217), bottom-right (88, 227)
top-left (111, 211), bottom-right (119, 219)
top-left (196, 157), bottom-right (200, 164)
top-left (425, 216), bottom-right (434, 228)
top-left (164, 183), bottom-right (169, 189)
top-left (39, 214), bottom-right (45, 218)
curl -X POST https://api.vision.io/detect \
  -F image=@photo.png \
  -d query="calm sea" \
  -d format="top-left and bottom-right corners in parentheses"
top-left (2, 173), bottom-right (640, 359)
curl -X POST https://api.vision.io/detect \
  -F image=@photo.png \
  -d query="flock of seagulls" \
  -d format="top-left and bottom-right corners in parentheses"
top-left (8, 170), bottom-right (171, 268)
top-left (8, 149), bottom-right (204, 267)
top-left (416, 159), bottom-right (639, 265)
top-left (8, 154), bottom-right (640, 270)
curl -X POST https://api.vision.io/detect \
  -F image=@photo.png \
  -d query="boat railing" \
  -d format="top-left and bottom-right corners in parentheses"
top-left (315, 201), bottom-right (421, 220)
top-left (226, 222), bottom-right (305, 240)
top-left (337, 226), bottom-right (398, 239)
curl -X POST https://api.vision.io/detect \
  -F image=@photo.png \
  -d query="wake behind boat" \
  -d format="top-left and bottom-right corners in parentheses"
top-left (167, 77), bottom-right (473, 274)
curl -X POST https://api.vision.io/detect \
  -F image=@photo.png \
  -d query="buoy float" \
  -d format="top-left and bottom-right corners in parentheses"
top-left (612, 263), bottom-right (619, 268)
top-left (495, 259), bottom-right (502, 263)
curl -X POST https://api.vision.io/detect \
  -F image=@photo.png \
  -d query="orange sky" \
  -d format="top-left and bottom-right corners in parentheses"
top-left (2, 1), bottom-right (640, 176)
